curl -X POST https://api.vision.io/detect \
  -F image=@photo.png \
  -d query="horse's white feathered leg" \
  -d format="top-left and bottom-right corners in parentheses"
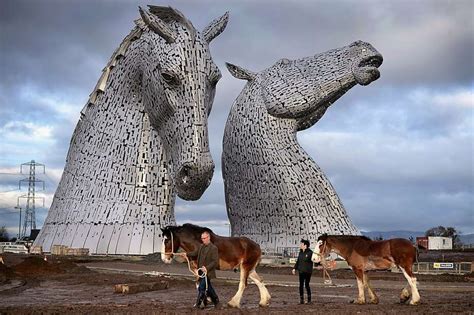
top-left (249, 270), bottom-right (271, 307)
top-left (400, 285), bottom-right (411, 303)
top-left (228, 263), bottom-right (246, 308)
top-left (352, 269), bottom-right (366, 304)
top-left (400, 267), bottom-right (420, 305)
top-left (363, 272), bottom-right (378, 304)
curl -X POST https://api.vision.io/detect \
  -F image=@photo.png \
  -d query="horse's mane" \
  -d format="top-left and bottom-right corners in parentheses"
top-left (319, 234), bottom-right (371, 242)
top-left (181, 223), bottom-right (214, 235)
top-left (165, 223), bottom-right (214, 235)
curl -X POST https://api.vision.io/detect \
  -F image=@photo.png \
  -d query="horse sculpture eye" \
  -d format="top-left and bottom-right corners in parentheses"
top-left (161, 72), bottom-right (180, 86)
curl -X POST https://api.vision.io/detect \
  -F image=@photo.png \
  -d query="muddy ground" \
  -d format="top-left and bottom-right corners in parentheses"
top-left (0, 253), bottom-right (473, 314)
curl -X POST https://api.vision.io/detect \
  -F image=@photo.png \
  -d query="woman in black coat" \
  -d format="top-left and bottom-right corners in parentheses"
top-left (292, 239), bottom-right (314, 304)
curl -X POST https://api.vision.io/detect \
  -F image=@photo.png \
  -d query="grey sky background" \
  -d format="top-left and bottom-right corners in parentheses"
top-left (0, 0), bottom-right (472, 238)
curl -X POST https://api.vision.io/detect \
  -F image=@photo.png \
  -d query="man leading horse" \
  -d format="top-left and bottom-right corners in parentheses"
top-left (183, 231), bottom-right (220, 309)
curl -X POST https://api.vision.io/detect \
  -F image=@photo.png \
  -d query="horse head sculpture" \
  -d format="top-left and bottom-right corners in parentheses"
top-left (34, 6), bottom-right (229, 255)
top-left (226, 40), bottom-right (382, 131)
top-left (140, 6), bottom-right (228, 200)
top-left (223, 41), bottom-right (382, 249)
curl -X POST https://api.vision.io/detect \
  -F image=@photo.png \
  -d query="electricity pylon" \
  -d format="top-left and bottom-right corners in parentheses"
top-left (18, 160), bottom-right (45, 239)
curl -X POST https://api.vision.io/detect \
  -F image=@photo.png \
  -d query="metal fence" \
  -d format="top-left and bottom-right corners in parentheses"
top-left (261, 247), bottom-right (300, 258)
top-left (412, 262), bottom-right (472, 274)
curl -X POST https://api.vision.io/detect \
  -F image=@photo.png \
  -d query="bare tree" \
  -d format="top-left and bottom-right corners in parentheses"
top-left (0, 226), bottom-right (9, 242)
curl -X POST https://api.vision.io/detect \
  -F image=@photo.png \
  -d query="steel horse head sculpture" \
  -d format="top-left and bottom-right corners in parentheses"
top-left (223, 41), bottom-right (383, 249)
top-left (34, 6), bottom-right (229, 254)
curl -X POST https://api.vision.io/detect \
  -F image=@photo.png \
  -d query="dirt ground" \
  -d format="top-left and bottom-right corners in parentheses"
top-left (1, 253), bottom-right (473, 315)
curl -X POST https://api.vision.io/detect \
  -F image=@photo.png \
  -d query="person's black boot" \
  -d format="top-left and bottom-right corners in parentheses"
top-left (306, 295), bottom-right (312, 305)
top-left (194, 292), bottom-right (205, 309)
top-left (208, 290), bottom-right (219, 308)
top-left (211, 296), bottom-right (220, 307)
top-left (194, 295), bottom-right (201, 308)
top-left (299, 296), bottom-right (305, 304)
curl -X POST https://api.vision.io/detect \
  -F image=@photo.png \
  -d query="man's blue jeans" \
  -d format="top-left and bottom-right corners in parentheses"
top-left (198, 276), bottom-right (218, 302)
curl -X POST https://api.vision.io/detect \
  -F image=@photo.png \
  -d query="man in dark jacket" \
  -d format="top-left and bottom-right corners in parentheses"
top-left (292, 239), bottom-right (314, 304)
top-left (184, 231), bottom-right (219, 308)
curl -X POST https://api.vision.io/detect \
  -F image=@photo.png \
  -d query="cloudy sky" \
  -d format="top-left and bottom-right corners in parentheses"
top-left (0, 0), bottom-right (472, 239)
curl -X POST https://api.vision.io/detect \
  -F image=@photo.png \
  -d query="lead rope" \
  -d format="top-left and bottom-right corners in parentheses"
top-left (319, 242), bottom-right (333, 285)
top-left (163, 232), bottom-right (208, 291)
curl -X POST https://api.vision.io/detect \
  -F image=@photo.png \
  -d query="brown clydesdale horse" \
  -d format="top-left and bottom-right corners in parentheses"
top-left (312, 234), bottom-right (420, 305)
top-left (161, 224), bottom-right (271, 308)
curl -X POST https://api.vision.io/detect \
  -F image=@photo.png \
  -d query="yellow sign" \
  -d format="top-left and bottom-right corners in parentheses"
top-left (433, 262), bottom-right (454, 269)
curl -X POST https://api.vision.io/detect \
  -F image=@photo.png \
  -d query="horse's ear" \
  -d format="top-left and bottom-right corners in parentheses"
top-left (139, 6), bottom-right (177, 44)
top-left (225, 62), bottom-right (256, 81)
top-left (202, 11), bottom-right (229, 43)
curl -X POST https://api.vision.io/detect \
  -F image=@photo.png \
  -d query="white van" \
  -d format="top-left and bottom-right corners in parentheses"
top-left (0, 243), bottom-right (28, 254)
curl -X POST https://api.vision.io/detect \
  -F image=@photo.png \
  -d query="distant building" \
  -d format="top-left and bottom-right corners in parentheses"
top-left (416, 237), bottom-right (428, 249)
top-left (428, 236), bottom-right (452, 250)
top-left (416, 236), bottom-right (452, 250)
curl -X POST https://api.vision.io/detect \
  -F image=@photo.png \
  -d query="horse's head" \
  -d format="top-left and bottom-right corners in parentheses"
top-left (138, 6), bottom-right (229, 200)
top-left (161, 226), bottom-right (181, 263)
top-left (226, 40), bottom-right (382, 130)
top-left (312, 233), bottom-right (330, 263)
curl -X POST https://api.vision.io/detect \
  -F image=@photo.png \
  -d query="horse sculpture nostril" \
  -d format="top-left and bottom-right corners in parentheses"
top-left (178, 165), bottom-right (192, 184)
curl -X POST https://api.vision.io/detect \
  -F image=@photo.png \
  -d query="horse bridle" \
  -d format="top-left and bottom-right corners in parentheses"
top-left (163, 229), bottom-right (208, 284)
top-left (314, 240), bottom-right (329, 264)
top-left (163, 230), bottom-right (175, 257)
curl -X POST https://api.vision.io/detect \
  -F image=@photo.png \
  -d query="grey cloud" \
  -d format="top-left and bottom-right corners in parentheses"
top-left (0, 0), bottom-right (472, 235)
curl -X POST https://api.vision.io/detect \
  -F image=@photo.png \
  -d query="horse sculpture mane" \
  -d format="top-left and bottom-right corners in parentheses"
top-left (34, 6), bottom-right (229, 255)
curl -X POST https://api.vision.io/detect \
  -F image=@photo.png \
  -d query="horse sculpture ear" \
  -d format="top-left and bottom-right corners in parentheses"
top-left (226, 62), bottom-right (256, 81)
top-left (202, 12), bottom-right (229, 43)
top-left (139, 6), bottom-right (177, 44)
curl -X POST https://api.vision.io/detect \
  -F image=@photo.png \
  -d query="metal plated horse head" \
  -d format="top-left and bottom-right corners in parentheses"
top-left (226, 40), bottom-right (382, 131)
top-left (140, 6), bottom-right (229, 200)
top-left (34, 6), bottom-right (229, 255)
top-left (223, 41), bottom-right (382, 249)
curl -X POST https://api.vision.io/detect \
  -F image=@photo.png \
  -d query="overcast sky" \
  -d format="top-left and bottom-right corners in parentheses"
top-left (0, 0), bottom-right (472, 239)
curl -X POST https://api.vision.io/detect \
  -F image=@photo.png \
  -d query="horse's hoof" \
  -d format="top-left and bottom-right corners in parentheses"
top-left (227, 301), bottom-right (240, 309)
top-left (368, 299), bottom-right (379, 304)
top-left (399, 297), bottom-right (410, 304)
top-left (259, 302), bottom-right (270, 307)
top-left (409, 300), bottom-right (420, 306)
top-left (350, 299), bottom-right (366, 305)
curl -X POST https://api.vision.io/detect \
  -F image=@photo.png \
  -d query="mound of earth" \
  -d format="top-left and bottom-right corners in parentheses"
top-left (13, 257), bottom-right (63, 277)
top-left (0, 263), bottom-right (15, 283)
top-left (12, 257), bottom-right (92, 278)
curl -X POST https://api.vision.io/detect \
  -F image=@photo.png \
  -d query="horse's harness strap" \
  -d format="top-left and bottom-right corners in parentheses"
top-left (164, 231), bottom-right (208, 290)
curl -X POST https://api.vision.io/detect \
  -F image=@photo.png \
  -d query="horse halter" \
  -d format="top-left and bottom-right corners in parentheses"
top-left (162, 230), bottom-right (207, 282)
top-left (314, 240), bottom-right (328, 263)
top-left (163, 230), bottom-right (175, 257)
